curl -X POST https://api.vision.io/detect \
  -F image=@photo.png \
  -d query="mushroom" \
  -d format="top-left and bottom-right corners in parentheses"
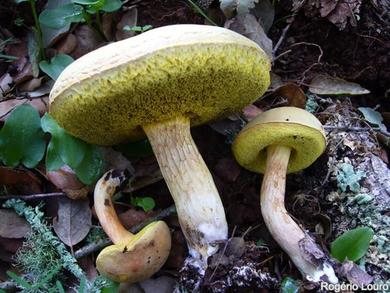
top-left (49, 24), bottom-right (271, 264)
top-left (232, 107), bottom-right (338, 283)
top-left (94, 170), bottom-right (171, 283)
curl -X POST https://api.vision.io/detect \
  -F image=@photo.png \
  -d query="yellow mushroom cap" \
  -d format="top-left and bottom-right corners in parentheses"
top-left (49, 24), bottom-right (271, 145)
top-left (232, 107), bottom-right (326, 174)
top-left (96, 220), bottom-right (171, 283)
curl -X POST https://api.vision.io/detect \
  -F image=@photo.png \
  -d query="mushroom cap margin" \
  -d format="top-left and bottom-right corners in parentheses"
top-left (96, 220), bottom-right (171, 283)
top-left (232, 107), bottom-right (326, 174)
top-left (49, 24), bottom-right (271, 145)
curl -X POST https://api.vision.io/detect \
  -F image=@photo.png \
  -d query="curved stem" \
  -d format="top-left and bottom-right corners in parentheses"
top-left (261, 145), bottom-right (338, 283)
top-left (94, 170), bottom-right (134, 244)
top-left (143, 116), bottom-right (228, 264)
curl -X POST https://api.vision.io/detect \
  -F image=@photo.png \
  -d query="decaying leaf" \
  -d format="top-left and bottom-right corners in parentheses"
top-left (309, 74), bottom-right (370, 95)
top-left (273, 83), bottom-right (307, 108)
top-left (47, 165), bottom-right (88, 199)
top-left (0, 166), bottom-right (42, 194)
top-left (358, 107), bottom-right (386, 129)
top-left (251, 0), bottom-right (275, 33)
top-left (71, 25), bottom-right (104, 59)
top-left (224, 13), bottom-right (273, 59)
top-left (338, 260), bottom-right (373, 287)
top-left (0, 209), bottom-right (31, 238)
top-left (55, 33), bottom-right (77, 54)
top-left (53, 197), bottom-right (92, 246)
top-left (242, 104), bottom-right (263, 121)
top-left (0, 97), bottom-right (48, 121)
top-left (320, 0), bottom-right (362, 30)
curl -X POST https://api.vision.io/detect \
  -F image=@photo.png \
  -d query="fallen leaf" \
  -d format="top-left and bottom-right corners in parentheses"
top-left (53, 197), bottom-right (92, 246)
top-left (115, 7), bottom-right (138, 41)
top-left (0, 73), bottom-right (13, 100)
top-left (321, 0), bottom-right (361, 29)
top-left (55, 33), bottom-right (77, 54)
top-left (0, 97), bottom-right (48, 121)
top-left (0, 209), bottom-right (31, 238)
top-left (18, 77), bottom-right (43, 92)
top-left (251, 0), bottom-right (275, 33)
top-left (22, 80), bottom-right (54, 98)
top-left (102, 13), bottom-right (114, 41)
top-left (0, 167), bottom-right (42, 194)
top-left (0, 237), bottom-right (24, 254)
top-left (274, 83), bottom-right (307, 108)
top-left (118, 207), bottom-right (154, 230)
top-left (224, 13), bottom-right (273, 60)
top-left (339, 260), bottom-right (373, 287)
top-left (12, 57), bottom-right (33, 85)
top-left (358, 107), bottom-right (385, 128)
top-left (71, 25), bottom-right (104, 59)
top-left (309, 74), bottom-right (370, 95)
top-left (47, 165), bottom-right (88, 199)
top-left (102, 147), bottom-right (135, 174)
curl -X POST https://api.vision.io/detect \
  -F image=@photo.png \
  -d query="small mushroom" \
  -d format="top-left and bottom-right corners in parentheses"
top-left (49, 24), bottom-right (271, 264)
top-left (94, 170), bottom-right (171, 283)
top-left (232, 107), bottom-right (338, 283)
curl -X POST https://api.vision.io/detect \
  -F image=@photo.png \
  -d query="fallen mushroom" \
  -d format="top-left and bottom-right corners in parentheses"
top-left (94, 170), bottom-right (171, 283)
top-left (49, 24), bottom-right (271, 265)
top-left (232, 107), bottom-right (338, 283)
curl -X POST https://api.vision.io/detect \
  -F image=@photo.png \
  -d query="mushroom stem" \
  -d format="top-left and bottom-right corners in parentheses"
top-left (143, 116), bottom-right (228, 263)
top-left (94, 172), bottom-right (134, 244)
top-left (261, 145), bottom-right (337, 283)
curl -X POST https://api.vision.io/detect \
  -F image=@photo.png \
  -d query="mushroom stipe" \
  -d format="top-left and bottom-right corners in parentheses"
top-left (233, 107), bottom-right (338, 284)
top-left (94, 170), bottom-right (171, 283)
top-left (49, 24), bottom-right (271, 266)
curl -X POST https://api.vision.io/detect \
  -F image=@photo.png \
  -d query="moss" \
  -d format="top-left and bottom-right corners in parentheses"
top-left (50, 43), bottom-right (270, 145)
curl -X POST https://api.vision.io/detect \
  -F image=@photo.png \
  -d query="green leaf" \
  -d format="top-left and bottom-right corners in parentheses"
top-left (74, 145), bottom-right (103, 184)
top-left (56, 281), bottom-right (65, 293)
top-left (358, 107), bottom-right (385, 128)
top-left (6, 271), bottom-right (33, 289)
top-left (39, 53), bottom-right (74, 80)
top-left (0, 105), bottom-right (46, 168)
top-left (130, 197), bottom-right (155, 212)
top-left (331, 226), bottom-right (374, 262)
top-left (280, 277), bottom-right (300, 293)
top-left (100, 0), bottom-right (121, 12)
top-left (101, 280), bottom-right (119, 293)
top-left (41, 114), bottom-right (103, 184)
top-left (41, 113), bottom-right (87, 168)
top-left (39, 3), bottom-right (84, 29)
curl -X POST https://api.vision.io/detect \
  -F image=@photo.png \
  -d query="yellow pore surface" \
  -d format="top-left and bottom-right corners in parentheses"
top-left (50, 24), bottom-right (271, 145)
top-left (96, 221), bottom-right (171, 283)
top-left (232, 107), bottom-right (326, 174)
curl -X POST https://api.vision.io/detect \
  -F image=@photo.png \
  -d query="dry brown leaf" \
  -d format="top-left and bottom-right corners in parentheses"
top-left (242, 104), bottom-right (263, 121)
top-left (55, 33), bottom-right (77, 54)
top-left (18, 77), bottom-right (43, 92)
top-left (71, 25), bottom-right (104, 59)
top-left (0, 97), bottom-right (48, 121)
top-left (0, 209), bottom-right (31, 239)
top-left (0, 167), bottom-right (42, 194)
top-left (46, 165), bottom-right (88, 199)
top-left (274, 83), bottom-right (307, 108)
top-left (118, 207), bottom-right (154, 230)
top-left (53, 197), bottom-right (92, 246)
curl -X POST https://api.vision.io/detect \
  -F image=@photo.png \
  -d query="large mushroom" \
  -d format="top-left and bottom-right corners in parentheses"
top-left (49, 24), bottom-right (271, 264)
top-left (232, 107), bottom-right (338, 283)
top-left (94, 170), bottom-right (171, 282)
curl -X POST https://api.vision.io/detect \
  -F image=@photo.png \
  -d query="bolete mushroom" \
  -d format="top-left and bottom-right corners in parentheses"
top-left (94, 170), bottom-right (171, 283)
top-left (49, 24), bottom-right (271, 264)
top-left (232, 107), bottom-right (338, 283)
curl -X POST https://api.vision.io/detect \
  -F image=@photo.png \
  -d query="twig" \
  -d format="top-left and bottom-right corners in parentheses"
top-left (0, 192), bottom-right (65, 201)
top-left (74, 205), bottom-right (176, 259)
